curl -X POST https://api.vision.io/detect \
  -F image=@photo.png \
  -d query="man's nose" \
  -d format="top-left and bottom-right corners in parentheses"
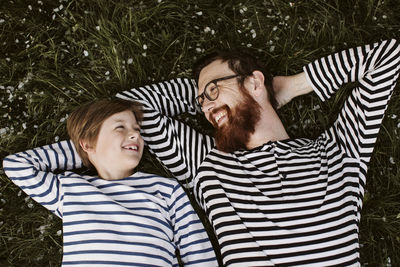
top-left (201, 98), bottom-right (216, 114)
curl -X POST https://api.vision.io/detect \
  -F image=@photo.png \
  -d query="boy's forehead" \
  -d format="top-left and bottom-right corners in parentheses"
top-left (107, 110), bottom-right (138, 124)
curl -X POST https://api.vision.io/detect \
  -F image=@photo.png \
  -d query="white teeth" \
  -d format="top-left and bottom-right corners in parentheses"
top-left (124, 145), bottom-right (138, 151)
top-left (215, 111), bottom-right (226, 123)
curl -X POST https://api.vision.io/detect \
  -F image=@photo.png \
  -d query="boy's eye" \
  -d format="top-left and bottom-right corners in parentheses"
top-left (115, 125), bottom-right (125, 129)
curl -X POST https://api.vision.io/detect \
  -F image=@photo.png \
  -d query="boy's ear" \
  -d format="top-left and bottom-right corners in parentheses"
top-left (79, 139), bottom-right (93, 153)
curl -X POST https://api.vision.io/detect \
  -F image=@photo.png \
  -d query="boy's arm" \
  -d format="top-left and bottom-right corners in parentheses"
top-left (303, 39), bottom-right (400, 164)
top-left (2, 140), bottom-right (83, 218)
top-left (168, 184), bottom-right (218, 266)
top-left (117, 78), bottom-right (214, 189)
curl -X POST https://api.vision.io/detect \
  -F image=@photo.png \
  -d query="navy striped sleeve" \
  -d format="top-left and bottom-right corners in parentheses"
top-left (168, 183), bottom-right (218, 266)
top-left (2, 140), bottom-right (83, 217)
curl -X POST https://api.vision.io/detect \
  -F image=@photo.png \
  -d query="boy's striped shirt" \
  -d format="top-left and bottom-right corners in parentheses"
top-left (3, 140), bottom-right (218, 266)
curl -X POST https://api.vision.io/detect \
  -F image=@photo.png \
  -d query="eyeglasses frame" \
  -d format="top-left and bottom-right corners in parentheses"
top-left (196, 74), bottom-right (241, 107)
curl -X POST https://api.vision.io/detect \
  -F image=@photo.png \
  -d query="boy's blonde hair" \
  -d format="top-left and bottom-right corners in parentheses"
top-left (67, 98), bottom-right (143, 168)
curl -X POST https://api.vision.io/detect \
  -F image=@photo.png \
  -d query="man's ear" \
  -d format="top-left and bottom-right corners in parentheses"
top-left (250, 70), bottom-right (265, 97)
top-left (79, 139), bottom-right (93, 153)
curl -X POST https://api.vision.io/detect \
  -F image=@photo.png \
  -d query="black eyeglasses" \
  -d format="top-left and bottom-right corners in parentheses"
top-left (196, 74), bottom-right (241, 107)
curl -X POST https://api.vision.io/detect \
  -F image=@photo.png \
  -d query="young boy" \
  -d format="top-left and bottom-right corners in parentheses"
top-left (3, 98), bottom-right (218, 266)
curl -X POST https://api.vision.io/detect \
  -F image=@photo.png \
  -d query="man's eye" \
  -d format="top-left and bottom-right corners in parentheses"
top-left (116, 125), bottom-right (125, 129)
top-left (208, 86), bottom-right (218, 96)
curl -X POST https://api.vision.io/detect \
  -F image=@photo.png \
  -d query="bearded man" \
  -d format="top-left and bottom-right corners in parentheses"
top-left (117, 39), bottom-right (400, 266)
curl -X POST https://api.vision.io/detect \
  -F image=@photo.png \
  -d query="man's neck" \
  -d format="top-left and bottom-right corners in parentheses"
top-left (246, 106), bottom-right (289, 149)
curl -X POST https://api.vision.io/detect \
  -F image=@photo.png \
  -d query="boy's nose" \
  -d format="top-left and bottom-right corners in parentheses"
top-left (129, 131), bottom-right (139, 139)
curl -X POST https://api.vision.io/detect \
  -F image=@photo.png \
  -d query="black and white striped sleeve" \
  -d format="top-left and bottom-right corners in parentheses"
top-left (304, 39), bottom-right (400, 164)
top-left (116, 78), bottom-right (215, 188)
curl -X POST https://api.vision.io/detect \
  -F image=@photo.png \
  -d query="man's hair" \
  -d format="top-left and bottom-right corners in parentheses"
top-left (67, 98), bottom-right (143, 168)
top-left (192, 49), bottom-right (277, 109)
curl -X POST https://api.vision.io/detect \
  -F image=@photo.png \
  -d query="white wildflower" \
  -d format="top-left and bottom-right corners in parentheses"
top-left (37, 225), bottom-right (48, 234)
top-left (195, 47), bottom-right (202, 53)
top-left (142, 52), bottom-right (146, 57)
top-left (28, 203), bottom-right (34, 208)
top-left (251, 29), bottom-right (256, 38)
top-left (105, 71), bottom-right (110, 75)
top-left (83, 50), bottom-right (89, 57)
top-left (389, 157), bottom-right (395, 165)
top-left (397, 122), bottom-right (400, 128)
top-left (382, 15), bottom-right (387, 19)
top-left (196, 11), bottom-right (203, 16)
top-left (204, 27), bottom-right (211, 33)
top-left (285, 15), bottom-right (290, 20)
top-left (269, 46), bottom-right (275, 52)
top-left (57, 230), bottom-right (62, 236)
top-left (390, 114), bottom-right (397, 119)
top-left (28, 5), bottom-right (32, 10)
top-left (55, 136), bottom-right (59, 142)
top-left (247, 43), bottom-right (252, 47)
top-left (127, 58), bottom-right (133, 64)
top-left (143, 44), bottom-right (147, 50)
top-left (95, 25), bottom-right (100, 31)
top-left (272, 26), bottom-right (278, 31)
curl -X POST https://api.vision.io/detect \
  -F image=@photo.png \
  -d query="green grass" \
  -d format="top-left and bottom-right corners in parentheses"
top-left (1, 0), bottom-right (400, 266)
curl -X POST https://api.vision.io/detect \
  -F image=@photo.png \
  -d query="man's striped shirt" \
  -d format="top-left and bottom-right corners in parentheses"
top-left (117, 39), bottom-right (400, 266)
top-left (3, 140), bottom-right (218, 266)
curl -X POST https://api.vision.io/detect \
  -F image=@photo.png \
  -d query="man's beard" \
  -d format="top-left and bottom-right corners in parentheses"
top-left (212, 90), bottom-right (261, 153)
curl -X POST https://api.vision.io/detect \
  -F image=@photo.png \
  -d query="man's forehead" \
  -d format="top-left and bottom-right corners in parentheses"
top-left (198, 60), bottom-right (234, 90)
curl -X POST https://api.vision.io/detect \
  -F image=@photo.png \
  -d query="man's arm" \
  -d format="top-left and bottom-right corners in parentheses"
top-left (303, 39), bottom-right (400, 163)
top-left (169, 183), bottom-right (218, 266)
top-left (272, 72), bottom-right (313, 108)
top-left (273, 40), bottom-right (400, 164)
top-left (117, 78), bottom-right (214, 189)
top-left (2, 140), bottom-right (83, 218)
